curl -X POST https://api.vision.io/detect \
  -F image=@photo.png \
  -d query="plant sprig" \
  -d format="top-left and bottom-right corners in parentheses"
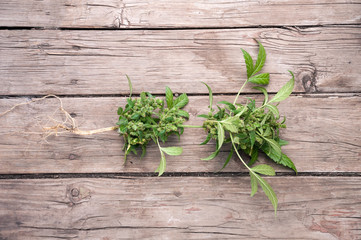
top-left (199, 40), bottom-right (296, 214)
top-left (116, 79), bottom-right (189, 176)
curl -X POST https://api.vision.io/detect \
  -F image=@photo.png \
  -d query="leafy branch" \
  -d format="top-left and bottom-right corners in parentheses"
top-left (199, 40), bottom-right (296, 214)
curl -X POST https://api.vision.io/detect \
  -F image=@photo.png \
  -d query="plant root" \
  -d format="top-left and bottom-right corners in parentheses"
top-left (0, 95), bottom-right (118, 138)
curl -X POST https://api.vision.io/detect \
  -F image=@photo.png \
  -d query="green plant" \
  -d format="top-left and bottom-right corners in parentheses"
top-left (113, 40), bottom-right (296, 214)
top-left (199, 41), bottom-right (296, 214)
top-left (116, 76), bottom-right (190, 176)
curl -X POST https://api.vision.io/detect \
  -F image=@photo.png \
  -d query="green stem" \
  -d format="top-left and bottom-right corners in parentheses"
top-left (180, 125), bottom-right (203, 128)
top-left (253, 103), bottom-right (268, 113)
top-left (156, 137), bottom-right (162, 150)
top-left (230, 133), bottom-right (252, 172)
top-left (233, 80), bottom-right (248, 105)
top-left (230, 133), bottom-right (276, 198)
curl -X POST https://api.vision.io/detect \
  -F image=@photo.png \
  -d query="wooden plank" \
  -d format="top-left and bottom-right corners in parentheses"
top-left (0, 95), bottom-right (360, 174)
top-left (0, 0), bottom-right (360, 28)
top-left (0, 177), bottom-right (360, 239)
top-left (0, 27), bottom-right (360, 95)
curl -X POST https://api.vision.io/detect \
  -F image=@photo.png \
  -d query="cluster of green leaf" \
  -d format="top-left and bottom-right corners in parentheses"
top-left (116, 76), bottom-right (189, 176)
top-left (199, 41), bottom-right (296, 214)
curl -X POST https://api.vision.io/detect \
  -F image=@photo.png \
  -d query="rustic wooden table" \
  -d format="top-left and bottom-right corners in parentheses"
top-left (0, 1), bottom-right (360, 239)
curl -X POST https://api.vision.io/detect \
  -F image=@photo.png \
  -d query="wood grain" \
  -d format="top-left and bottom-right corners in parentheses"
top-left (0, 0), bottom-right (360, 28)
top-left (0, 95), bottom-right (360, 174)
top-left (0, 27), bottom-right (360, 95)
top-left (0, 177), bottom-right (360, 239)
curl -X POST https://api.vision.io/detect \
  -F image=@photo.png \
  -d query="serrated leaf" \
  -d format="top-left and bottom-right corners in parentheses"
top-left (281, 116), bottom-right (286, 124)
top-left (161, 146), bottom-right (183, 156)
top-left (155, 151), bottom-right (166, 176)
top-left (279, 153), bottom-right (297, 173)
top-left (248, 73), bottom-right (269, 85)
top-left (201, 149), bottom-right (220, 161)
top-left (278, 138), bottom-right (289, 146)
top-left (250, 172), bottom-right (258, 197)
top-left (126, 74), bottom-right (133, 98)
top-left (200, 133), bottom-right (212, 145)
top-left (165, 86), bottom-right (173, 108)
top-left (251, 164), bottom-right (276, 176)
top-left (263, 126), bottom-right (272, 137)
top-left (253, 86), bottom-right (268, 104)
top-left (248, 148), bottom-right (259, 166)
top-left (249, 130), bottom-right (256, 148)
top-left (260, 112), bottom-right (270, 126)
top-left (177, 110), bottom-right (189, 118)
top-left (223, 123), bottom-right (239, 133)
top-left (220, 147), bottom-right (234, 171)
top-left (179, 127), bottom-right (184, 135)
top-left (217, 101), bottom-right (236, 111)
top-left (269, 71), bottom-right (295, 103)
top-left (233, 136), bottom-right (241, 144)
top-left (221, 116), bottom-right (239, 125)
top-left (221, 117), bottom-right (240, 133)
top-left (146, 92), bottom-right (154, 98)
top-left (127, 98), bottom-right (134, 108)
top-left (174, 93), bottom-right (189, 109)
top-left (118, 124), bottom-right (127, 133)
top-left (140, 92), bottom-right (146, 102)
top-left (255, 173), bottom-right (278, 214)
top-left (130, 146), bottom-right (137, 155)
top-left (131, 113), bottom-right (140, 120)
top-left (261, 145), bottom-right (297, 173)
top-left (202, 82), bottom-right (213, 110)
top-left (217, 122), bottom-right (225, 150)
top-left (159, 130), bottom-right (166, 142)
top-left (241, 48), bottom-right (254, 78)
top-left (197, 114), bottom-right (209, 119)
top-left (117, 107), bottom-right (123, 115)
top-left (263, 137), bottom-right (282, 159)
top-left (116, 117), bottom-right (128, 127)
top-left (247, 98), bottom-right (256, 111)
top-left (252, 40), bottom-right (266, 76)
top-left (266, 104), bottom-right (280, 119)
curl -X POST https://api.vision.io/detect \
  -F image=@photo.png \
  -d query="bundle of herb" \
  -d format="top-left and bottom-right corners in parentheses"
top-left (116, 76), bottom-right (190, 176)
top-left (199, 41), bottom-right (296, 213)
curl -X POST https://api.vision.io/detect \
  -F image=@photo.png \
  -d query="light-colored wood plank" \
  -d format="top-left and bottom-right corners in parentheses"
top-left (0, 27), bottom-right (360, 95)
top-left (0, 177), bottom-right (360, 239)
top-left (0, 95), bottom-right (359, 174)
top-left (0, 0), bottom-right (360, 28)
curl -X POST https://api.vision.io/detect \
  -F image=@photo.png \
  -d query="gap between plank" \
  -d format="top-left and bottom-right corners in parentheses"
top-left (0, 93), bottom-right (360, 100)
top-left (0, 172), bottom-right (360, 179)
top-left (0, 23), bottom-right (359, 31)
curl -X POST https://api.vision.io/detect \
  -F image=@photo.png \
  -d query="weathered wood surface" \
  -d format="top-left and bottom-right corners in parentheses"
top-left (1, 26), bottom-right (360, 95)
top-left (0, 0), bottom-right (360, 28)
top-left (0, 177), bottom-right (360, 240)
top-left (1, 1), bottom-right (360, 239)
top-left (0, 95), bottom-right (360, 174)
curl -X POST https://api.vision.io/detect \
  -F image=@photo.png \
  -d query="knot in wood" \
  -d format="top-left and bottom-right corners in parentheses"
top-left (71, 188), bottom-right (79, 197)
top-left (67, 185), bottom-right (91, 205)
top-left (68, 153), bottom-right (78, 160)
top-left (298, 67), bottom-right (318, 93)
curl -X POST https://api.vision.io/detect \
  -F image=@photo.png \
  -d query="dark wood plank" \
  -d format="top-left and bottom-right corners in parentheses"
top-left (0, 27), bottom-right (360, 95)
top-left (0, 95), bottom-right (360, 174)
top-left (0, 177), bottom-right (360, 239)
top-left (0, 0), bottom-right (360, 28)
